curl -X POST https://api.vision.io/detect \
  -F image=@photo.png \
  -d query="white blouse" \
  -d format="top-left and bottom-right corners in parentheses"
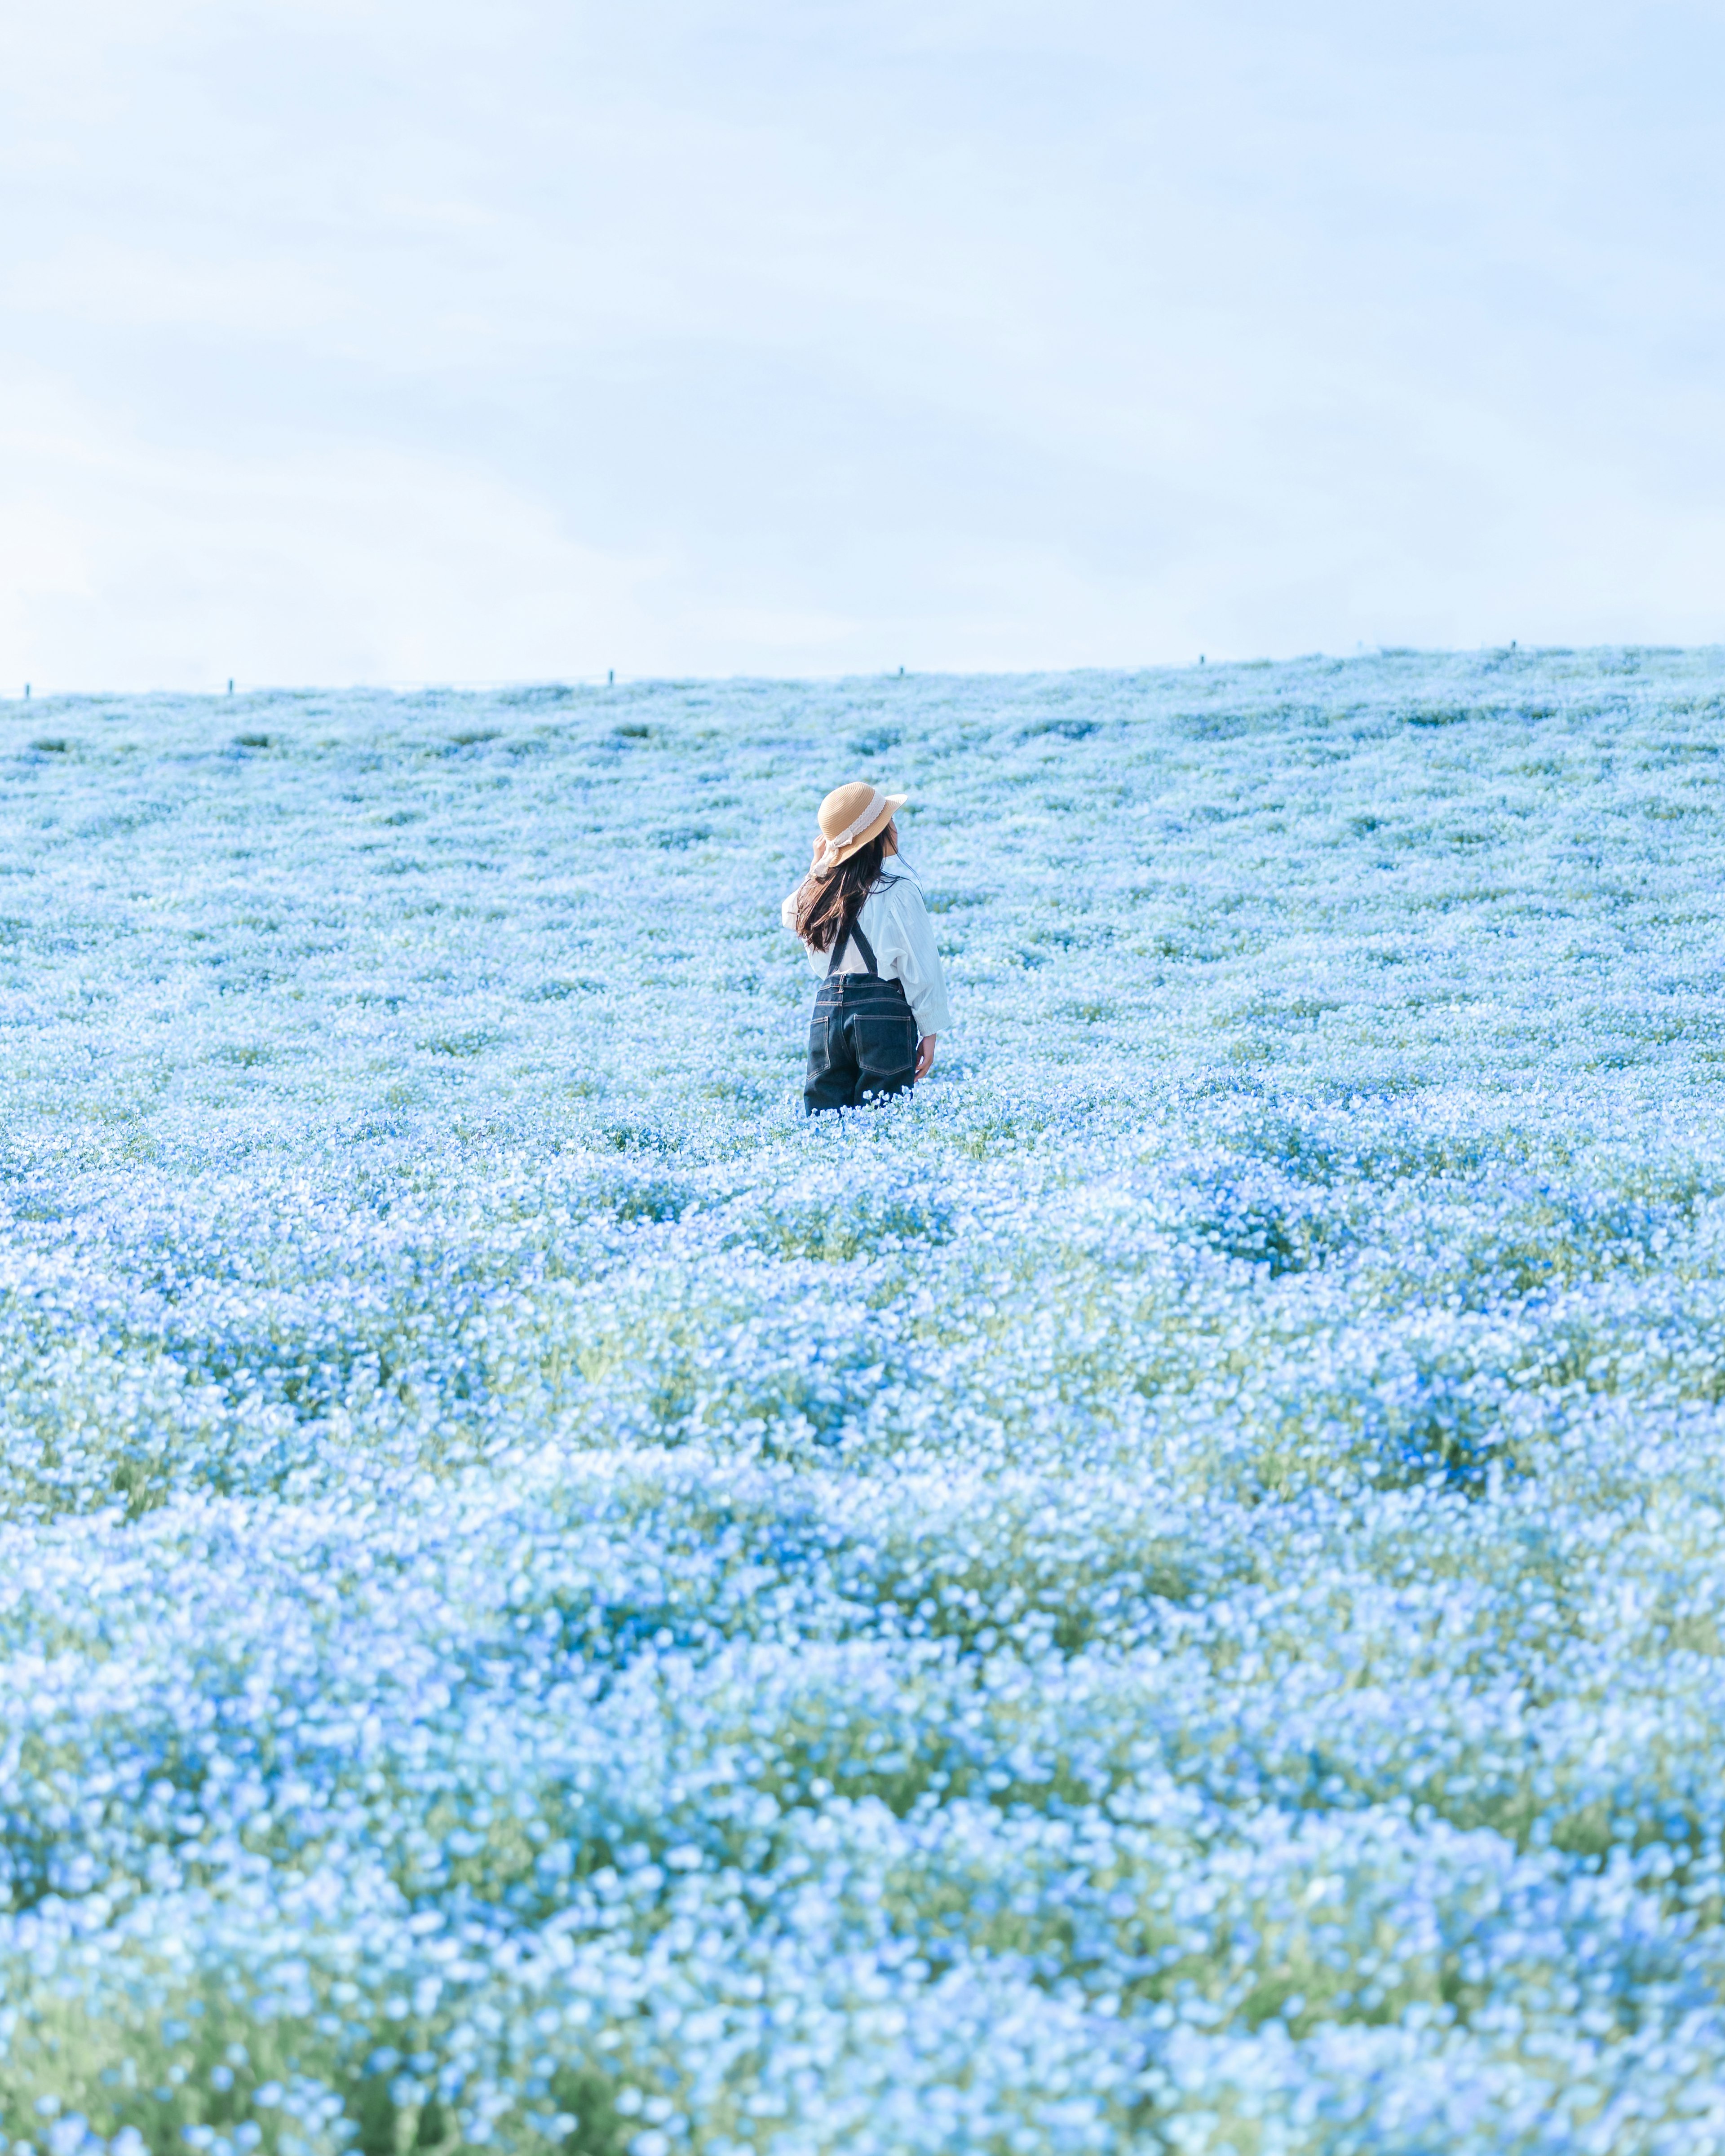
top-left (780, 864), bottom-right (953, 1036)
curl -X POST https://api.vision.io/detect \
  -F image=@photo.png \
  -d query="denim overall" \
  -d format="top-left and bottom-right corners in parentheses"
top-left (804, 916), bottom-right (918, 1113)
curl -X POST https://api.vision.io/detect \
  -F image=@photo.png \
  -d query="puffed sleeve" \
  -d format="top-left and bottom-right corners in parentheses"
top-left (887, 879), bottom-right (952, 1035)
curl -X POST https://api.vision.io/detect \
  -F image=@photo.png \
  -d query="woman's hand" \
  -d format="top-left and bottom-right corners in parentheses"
top-left (914, 1033), bottom-right (937, 1082)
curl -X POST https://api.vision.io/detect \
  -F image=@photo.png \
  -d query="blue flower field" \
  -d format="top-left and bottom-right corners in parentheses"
top-left (3, 650), bottom-right (1725, 2153)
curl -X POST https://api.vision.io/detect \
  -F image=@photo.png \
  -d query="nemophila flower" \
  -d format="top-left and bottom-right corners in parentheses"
top-left (2, 654), bottom-right (1725, 2147)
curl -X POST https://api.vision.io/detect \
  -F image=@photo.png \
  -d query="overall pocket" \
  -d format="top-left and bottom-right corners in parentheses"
top-left (851, 1003), bottom-right (917, 1094)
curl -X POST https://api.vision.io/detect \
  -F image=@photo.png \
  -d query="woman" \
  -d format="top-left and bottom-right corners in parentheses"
top-left (782, 782), bottom-right (952, 1114)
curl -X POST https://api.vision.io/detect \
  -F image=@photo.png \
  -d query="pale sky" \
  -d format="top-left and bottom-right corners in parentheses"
top-left (3, 0), bottom-right (1722, 691)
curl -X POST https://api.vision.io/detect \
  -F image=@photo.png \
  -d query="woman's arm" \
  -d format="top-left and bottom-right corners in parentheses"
top-left (885, 879), bottom-right (952, 1046)
top-left (782, 882), bottom-right (829, 977)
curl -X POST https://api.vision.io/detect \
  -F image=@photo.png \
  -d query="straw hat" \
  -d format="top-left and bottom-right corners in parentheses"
top-left (810, 781), bottom-right (908, 874)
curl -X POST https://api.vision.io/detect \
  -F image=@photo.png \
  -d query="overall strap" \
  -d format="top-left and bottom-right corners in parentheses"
top-left (825, 912), bottom-right (880, 976)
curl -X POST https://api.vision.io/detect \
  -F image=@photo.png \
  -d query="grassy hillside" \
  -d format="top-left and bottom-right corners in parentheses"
top-left (2, 648), bottom-right (1724, 2153)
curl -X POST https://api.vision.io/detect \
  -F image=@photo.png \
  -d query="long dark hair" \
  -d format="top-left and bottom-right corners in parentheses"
top-left (792, 824), bottom-right (897, 954)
